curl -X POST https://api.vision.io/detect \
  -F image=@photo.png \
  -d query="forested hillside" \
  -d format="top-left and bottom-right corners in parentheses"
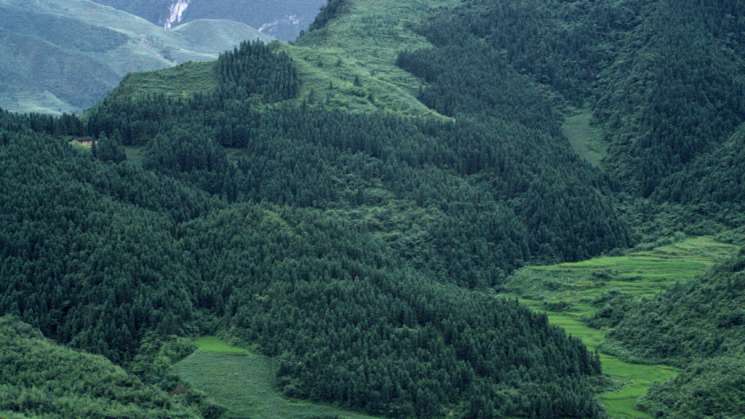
top-left (3, 0), bottom-right (745, 417)
top-left (597, 0), bottom-right (745, 197)
top-left (406, 0), bottom-right (745, 220)
top-left (90, 41), bottom-right (629, 283)
top-left (0, 36), bottom-right (624, 416)
top-left (0, 116), bottom-right (605, 418)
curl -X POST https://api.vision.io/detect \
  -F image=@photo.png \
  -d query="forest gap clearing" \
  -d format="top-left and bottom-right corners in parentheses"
top-left (173, 337), bottom-right (378, 419)
top-left (504, 236), bottom-right (739, 418)
top-left (561, 109), bottom-right (607, 168)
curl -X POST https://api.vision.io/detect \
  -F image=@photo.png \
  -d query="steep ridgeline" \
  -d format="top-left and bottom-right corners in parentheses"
top-left (405, 0), bottom-right (745, 225)
top-left (605, 250), bottom-right (745, 418)
top-left (91, 0), bottom-right (326, 40)
top-left (0, 0), bottom-right (269, 114)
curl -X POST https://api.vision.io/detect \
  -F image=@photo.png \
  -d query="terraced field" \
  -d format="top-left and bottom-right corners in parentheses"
top-left (505, 236), bottom-right (739, 418)
top-left (173, 337), bottom-right (377, 419)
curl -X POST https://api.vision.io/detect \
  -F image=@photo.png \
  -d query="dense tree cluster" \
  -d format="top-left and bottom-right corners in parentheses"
top-left (596, 0), bottom-right (745, 195)
top-left (0, 130), bottom-right (221, 363)
top-left (399, 0), bottom-right (626, 105)
top-left (216, 41), bottom-right (299, 102)
top-left (656, 124), bottom-right (745, 209)
top-left (93, 131), bottom-right (127, 163)
top-left (407, 0), bottom-right (745, 213)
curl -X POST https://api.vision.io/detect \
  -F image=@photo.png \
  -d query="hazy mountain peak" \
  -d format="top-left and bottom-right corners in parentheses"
top-left (91, 0), bottom-right (326, 41)
top-left (0, 0), bottom-right (270, 113)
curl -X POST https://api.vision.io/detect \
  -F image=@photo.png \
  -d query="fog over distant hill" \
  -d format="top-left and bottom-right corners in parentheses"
top-left (0, 0), bottom-right (271, 113)
top-left (91, 0), bottom-right (327, 40)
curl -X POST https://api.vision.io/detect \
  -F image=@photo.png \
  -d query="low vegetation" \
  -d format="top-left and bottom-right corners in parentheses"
top-left (505, 236), bottom-right (739, 417)
top-left (561, 110), bottom-right (607, 168)
top-left (606, 249), bottom-right (745, 418)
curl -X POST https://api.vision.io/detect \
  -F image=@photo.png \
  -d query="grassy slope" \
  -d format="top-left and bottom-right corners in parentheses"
top-left (505, 237), bottom-right (739, 418)
top-left (173, 337), bottom-right (377, 419)
top-left (110, 0), bottom-right (459, 117)
top-left (562, 109), bottom-right (608, 168)
top-left (287, 0), bottom-right (459, 116)
top-left (111, 61), bottom-right (218, 101)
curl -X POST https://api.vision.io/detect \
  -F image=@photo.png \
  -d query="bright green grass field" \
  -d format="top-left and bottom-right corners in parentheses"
top-left (505, 236), bottom-right (738, 418)
top-left (109, 61), bottom-right (218, 101)
top-left (287, 0), bottom-right (460, 117)
top-left (561, 109), bottom-right (607, 168)
top-left (173, 337), bottom-right (378, 419)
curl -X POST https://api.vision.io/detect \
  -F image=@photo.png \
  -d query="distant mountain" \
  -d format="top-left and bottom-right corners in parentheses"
top-left (0, 0), bottom-right (270, 114)
top-left (91, 0), bottom-right (327, 41)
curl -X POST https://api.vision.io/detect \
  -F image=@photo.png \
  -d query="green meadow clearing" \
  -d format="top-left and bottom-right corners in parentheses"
top-left (561, 109), bottom-right (608, 167)
top-left (505, 236), bottom-right (739, 418)
top-left (173, 337), bottom-right (378, 419)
